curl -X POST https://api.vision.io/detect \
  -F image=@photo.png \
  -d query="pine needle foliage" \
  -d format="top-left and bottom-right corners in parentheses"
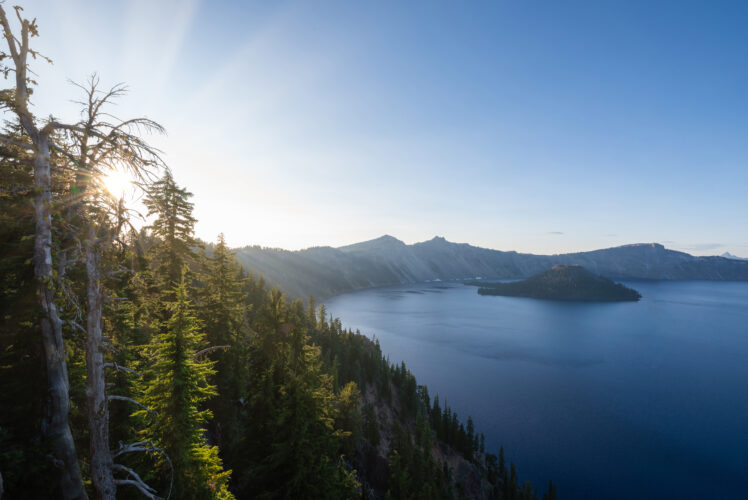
top-left (138, 275), bottom-right (234, 500)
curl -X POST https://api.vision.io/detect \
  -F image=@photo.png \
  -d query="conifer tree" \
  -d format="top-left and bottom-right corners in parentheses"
top-left (144, 172), bottom-right (200, 293)
top-left (198, 234), bottom-right (249, 462)
top-left (138, 275), bottom-right (234, 499)
top-left (237, 290), bottom-right (357, 499)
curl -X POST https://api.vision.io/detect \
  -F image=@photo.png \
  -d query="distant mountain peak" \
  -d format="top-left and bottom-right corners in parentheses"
top-left (621, 243), bottom-right (664, 250)
top-left (371, 234), bottom-right (405, 245)
top-left (337, 234), bottom-right (405, 252)
top-left (722, 252), bottom-right (748, 261)
top-left (424, 235), bottom-right (448, 244)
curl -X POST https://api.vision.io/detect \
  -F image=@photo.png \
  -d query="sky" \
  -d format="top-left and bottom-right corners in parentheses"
top-left (7, 0), bottom-right (748, 256)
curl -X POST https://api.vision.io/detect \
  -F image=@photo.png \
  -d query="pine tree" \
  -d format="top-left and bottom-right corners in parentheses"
top-left (138, 276), bottom-right (234, 499)
top-left (541, 479), bottom-right (558, 500)
top-left (466, 416), bottom-right (475, 460)
top-left (144, 172), bottom-right (201, 293)
top-left (198, 233), bottom-right (249, 463)
top-left (237, 290), bottom-right (358, 499)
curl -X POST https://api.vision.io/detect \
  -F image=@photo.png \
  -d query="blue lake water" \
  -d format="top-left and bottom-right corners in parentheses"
top-left (325, 280), bottom-right (748, 499)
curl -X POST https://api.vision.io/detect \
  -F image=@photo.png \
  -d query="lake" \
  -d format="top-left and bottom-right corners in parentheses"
top-left (325, 280), bottom-right (748, 499)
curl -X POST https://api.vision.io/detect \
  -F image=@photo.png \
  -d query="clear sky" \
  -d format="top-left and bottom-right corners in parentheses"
top-left (11, 0), bottom-right (748, 256)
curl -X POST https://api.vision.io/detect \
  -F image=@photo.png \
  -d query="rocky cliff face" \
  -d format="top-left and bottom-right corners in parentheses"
top-left (234, 236), bottom-right (748, 299)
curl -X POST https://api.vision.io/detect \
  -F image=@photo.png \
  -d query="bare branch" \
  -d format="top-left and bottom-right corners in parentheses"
top-left (104, 362), bottom-right (142, 377)
top-left (113, 441), bottom-right (173, 500)
top-left (107, 395), bottom-right (156, 417)
top-left (112, 465), bottom-right (159, 499)
top-left (114, 479), bottom-right (160, 500)
top-left (112, 440), bottom-right (151, 458)
top-left (194, 345), bottom-right (231, 359)
top-left (66, 320), bottom-right (87, 335)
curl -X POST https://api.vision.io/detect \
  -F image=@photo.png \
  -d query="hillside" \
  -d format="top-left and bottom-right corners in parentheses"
top-left (475, 265), bottom-right (642, 302)
top-left (234, 236), bottom-right (748, 299)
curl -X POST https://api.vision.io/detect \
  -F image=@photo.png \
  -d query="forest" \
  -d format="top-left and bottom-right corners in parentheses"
top-left (0, 5), bottom-right (556, 499)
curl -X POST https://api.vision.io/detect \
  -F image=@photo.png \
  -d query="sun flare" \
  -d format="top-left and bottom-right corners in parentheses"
top-left (102, 169), bottom-right (133, 197)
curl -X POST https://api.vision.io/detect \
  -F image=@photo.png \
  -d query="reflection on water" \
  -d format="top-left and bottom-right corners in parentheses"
top-left (326, 280), bottom-right (748, 500)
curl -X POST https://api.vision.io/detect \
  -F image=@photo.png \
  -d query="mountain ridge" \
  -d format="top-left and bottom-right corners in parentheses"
top-left (233, 236), bottom-right (748, 300)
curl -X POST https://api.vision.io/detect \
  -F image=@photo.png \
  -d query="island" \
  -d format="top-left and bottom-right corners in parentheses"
top-left (473, 265), bottom-right (641, 302)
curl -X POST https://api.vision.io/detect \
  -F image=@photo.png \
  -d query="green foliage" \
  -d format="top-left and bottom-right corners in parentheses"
top-left (197, 234), bottom-right (249, 464)
top-left (0, 140), bottom-right (56, 498)
top-left (0, 123), bottom-right (549, 499)
top-left (144, 172), bottom-right (201, 291)
top-left (233, 288), bottom-right (358, 499)
top-left (138, 276), bottom-right (233, 499)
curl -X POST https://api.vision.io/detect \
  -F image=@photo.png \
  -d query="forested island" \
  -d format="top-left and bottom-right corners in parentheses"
top-left (0, 5), bottom-right (556, 499)
top-left (473, 265), bottom-right (641, 302)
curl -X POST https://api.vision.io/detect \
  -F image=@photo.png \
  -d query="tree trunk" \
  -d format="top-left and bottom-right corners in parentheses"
top-left (33, 134), bottom-right (88, 500)
top-left (85, 226), bottom-right (116, 500)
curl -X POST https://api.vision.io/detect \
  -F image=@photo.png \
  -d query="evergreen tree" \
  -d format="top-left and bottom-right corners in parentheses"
top-left (541, 480), bottom-right (558, 500)
top-left (198, 234), bottom-right (249, 462)
top-left (144, 172), bottom-right (201, 294)
top-left (236, 290), bottom-right (357, 499)
top-left (138, 276), bottom-right (233, 499)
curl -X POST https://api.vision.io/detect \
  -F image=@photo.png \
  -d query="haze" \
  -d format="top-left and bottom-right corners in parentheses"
top-left (21, 0), bottom-right (748, 255)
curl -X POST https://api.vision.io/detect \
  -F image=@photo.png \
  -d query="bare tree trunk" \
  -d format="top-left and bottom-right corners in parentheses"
top-left (34, 135), bottom-right (88, 500)
top-left (85, 225), bottom-right (116, 500)
top-left (0, 7), bottom-right (88, 497)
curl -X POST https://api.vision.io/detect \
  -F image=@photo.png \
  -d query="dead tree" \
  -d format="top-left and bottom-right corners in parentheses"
top-left (1, 6), bottom-right (166, 499)
top-left (0, 6), bottom-right (86, 498)
top-left (53, 76), bottom-right (165, 500)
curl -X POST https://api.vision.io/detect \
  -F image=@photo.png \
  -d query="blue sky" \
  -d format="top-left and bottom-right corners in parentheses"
top-left (12, 0), bottom-right (748, 255)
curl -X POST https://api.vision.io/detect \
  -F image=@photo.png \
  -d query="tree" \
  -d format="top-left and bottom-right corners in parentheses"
top-left (1, 8), bottom-right (169, 497)
top-left (138, 275), bottom-right (234, 499)
top-left (466, 416), bottom-right (475, 460)
top-left (144, 172), bottom-right (200, 294)
top-left (198, 234), bottom-right (248, 462)
top-left (0, 7), bottom-right (86, 497)
top-left (237, 290), bottom-right (358, 498)
top-left (541, 480), bottom-right (557, 500)
top-left (56, 76), bottom-right (165, 500)
top-left (0, 133), bottom-right (56, 497)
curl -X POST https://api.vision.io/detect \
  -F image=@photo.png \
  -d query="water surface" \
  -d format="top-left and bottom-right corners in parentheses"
top-left (326, 280), bottom-right (748, 499)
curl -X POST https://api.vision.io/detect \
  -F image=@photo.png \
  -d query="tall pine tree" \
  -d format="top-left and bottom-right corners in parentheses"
top-left (138, 276), bottom-right (234, 499)
top-left (198, 234), bottom-right (249, 465)
top-left (144, 172), bottom-right (201, 296)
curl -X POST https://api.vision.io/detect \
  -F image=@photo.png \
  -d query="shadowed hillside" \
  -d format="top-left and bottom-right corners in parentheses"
top-left (234, 236), bottom-right (748, 299)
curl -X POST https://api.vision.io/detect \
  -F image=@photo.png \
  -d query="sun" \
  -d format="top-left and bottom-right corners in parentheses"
top-left (101, 169), bottom-right (133, 197)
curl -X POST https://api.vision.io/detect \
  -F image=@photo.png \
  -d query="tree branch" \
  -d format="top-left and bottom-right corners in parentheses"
top-left (113, 441), bottom-right (173, 500)
top-left (66, 320), bottom-right (87, 335)
top-left (0, 134), bottom-right (34, 150)
top-left (114, 479), bottom-right (160, 500)
top-left (112, 464), bottom-right (159, 499)
top-left (107, 395), bottom-right (156, 417)
top-left (194, 345), bottom-right (231, 359)
top-left (104, 362), bottom-right (142, 377)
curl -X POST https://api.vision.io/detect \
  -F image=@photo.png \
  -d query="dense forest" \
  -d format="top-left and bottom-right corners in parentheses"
top-left (0, 6), bottom-right (556, 499)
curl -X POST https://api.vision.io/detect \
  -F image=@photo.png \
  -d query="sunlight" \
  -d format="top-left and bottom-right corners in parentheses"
top-left (102, 168), bottom-right (132, 197)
